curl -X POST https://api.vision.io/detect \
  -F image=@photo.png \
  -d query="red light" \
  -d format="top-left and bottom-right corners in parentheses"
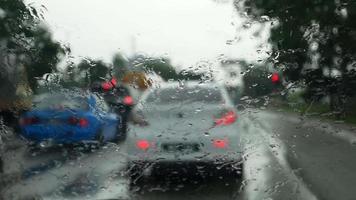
top-left (213, 139), bottom-right (228, 148)
top-left (20, 117), bottom-right (39, 126)
top-left (123, 96), bottom-right (134, 105)
top-left (136, 140), bottom-right (150, 150)
top-left (79, 118), bottom-right (89, 127)
top-left (68, 117), bottom-right (88, 127)
top-left (271, 73), bottom-right (280, 83)
top-left (110, 77), bottom-right (117, 87)
top-left (101, 82), bottom-right (113, 91)
top-left (214, 111), bottom-right (237, 126)
top-left (68, 117), bottom-right (78, 125)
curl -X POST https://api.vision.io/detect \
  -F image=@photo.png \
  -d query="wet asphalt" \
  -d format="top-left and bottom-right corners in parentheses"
top-left (1, 109), bottom-right (356, 200)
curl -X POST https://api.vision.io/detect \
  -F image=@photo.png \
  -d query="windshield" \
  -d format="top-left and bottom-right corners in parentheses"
top-left (1, 0), bottom-right (356, 200)
top-left (145, 86), bottom-right (223, 104)
top-left (33, 93), bottom-right (88, 110)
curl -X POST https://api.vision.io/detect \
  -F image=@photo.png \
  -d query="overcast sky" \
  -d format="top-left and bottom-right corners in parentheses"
top-left (27, 0), bottom-right (271, 68)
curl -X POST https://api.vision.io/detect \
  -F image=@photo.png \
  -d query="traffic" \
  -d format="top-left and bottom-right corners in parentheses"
top-left (16, 79), bottom-right (244, 189)
top-left (125, 82), bottom-right (243, 190)
top-left (1, 0), bottom-right (356, 199)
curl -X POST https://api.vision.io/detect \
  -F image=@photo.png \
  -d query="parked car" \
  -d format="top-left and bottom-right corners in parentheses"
top-left (18, 89), bottom-right (123, 148)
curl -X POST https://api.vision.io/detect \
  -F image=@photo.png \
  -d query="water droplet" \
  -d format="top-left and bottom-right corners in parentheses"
top-left (243, 22), bottom-right (252, 28)
top-left (260, 15), bottom-right (270, 22)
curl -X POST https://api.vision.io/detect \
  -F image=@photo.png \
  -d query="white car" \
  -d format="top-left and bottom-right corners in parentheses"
top-left (125, 81), bottom-right (244, 187)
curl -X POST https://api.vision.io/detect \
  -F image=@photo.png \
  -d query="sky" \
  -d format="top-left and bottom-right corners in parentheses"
top-left (27, 0), bottom-right (272, 69)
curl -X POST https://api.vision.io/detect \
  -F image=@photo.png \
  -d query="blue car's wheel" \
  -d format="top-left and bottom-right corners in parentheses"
top-left (116, 126), bottom-right (127, 142)
top-left (95, 130), bottom-right (104, 145)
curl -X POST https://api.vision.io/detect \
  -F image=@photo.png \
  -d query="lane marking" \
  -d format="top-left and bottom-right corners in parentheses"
top-left (244, 112), bottom-right (318, 200)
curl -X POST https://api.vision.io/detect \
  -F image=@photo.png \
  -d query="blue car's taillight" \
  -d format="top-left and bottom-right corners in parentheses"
top-left (19, 117), bottom-right (40, 126)
top-left (68, 117), bottom-right (89, 127)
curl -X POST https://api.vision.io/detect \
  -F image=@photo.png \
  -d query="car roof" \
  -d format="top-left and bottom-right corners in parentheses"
top-left (155, 81), bottom-right (225, 90)
top-left (139, 81), bottom-right (233, 107)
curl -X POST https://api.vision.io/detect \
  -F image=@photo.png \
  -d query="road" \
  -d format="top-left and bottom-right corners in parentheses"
top-left (1, 109), bottom-right (356, 200)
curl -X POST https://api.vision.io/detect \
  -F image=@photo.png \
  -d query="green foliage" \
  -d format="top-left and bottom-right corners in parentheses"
top-left (0, 0), bottom-right (34, 41)
top-left (0, 0), bottom-right (64, 90)
top-left (60, 54), bottom-right (203, 89)
top-left (77, 58), bottom-right (110, 86)
top-left (26, 27), bottom-right (64, 89)
top-left (133, 56), bottom-right (202, 81)
top-left (243, 66), bottom-right (281, 97)
top-left (138, 57), bottom-right (177, 81)
top-left (240, 0), bottom-right (356, 113)
top-left (112, 53), bottom-right (129, 78)
top-left (60, 53), bottom-right (128, 88)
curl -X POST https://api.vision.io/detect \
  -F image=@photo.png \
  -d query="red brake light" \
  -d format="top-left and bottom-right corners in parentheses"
top-left (68, 117), bottom-right (88, 127)
top-left (214, 111), bottom-right (237, 126)
top-left (123, 96), bottom-right (134, 106)
top-left (110, 77), bottom-right (117, 87)
top-left (79, 118), bottom-right (88, 127)
top-left (20, 117), bottom-right (39, 126)
top-left (271, 73), bottom-right (280, 83)
top-left (213, 139), bottom-right (228, 149)
top-left (136, 140), bottom-right (150, 150)
top-left (68, 117), bottom-right (78, 125)
top-left (102, 82), bottom-right (113, 91)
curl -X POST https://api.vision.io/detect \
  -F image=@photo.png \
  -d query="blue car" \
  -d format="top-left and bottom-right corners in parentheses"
top-left (19, 89), bottom-right (123, 147)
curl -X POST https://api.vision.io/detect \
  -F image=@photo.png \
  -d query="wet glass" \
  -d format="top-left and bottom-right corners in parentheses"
top-left (1, 0), bottom-right (356, 199)
top-left (145, 87), bottom-right (223, 104)
top-left (33, 93), bottom-right (89, 110)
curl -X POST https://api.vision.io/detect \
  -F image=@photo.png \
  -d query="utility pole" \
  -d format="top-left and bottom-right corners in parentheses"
top-left (131, 35), bottom-right (137, 56)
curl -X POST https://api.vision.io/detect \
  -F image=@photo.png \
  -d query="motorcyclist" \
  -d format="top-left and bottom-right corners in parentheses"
top-left (90, 77), bottom-right (147, 141)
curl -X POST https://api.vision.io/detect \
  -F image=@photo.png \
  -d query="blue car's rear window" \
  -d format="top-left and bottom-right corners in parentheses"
top-left (33, 93), bottom-right (89, 110)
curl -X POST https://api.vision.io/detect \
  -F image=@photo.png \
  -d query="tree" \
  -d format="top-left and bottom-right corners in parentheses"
top-left (238, 0), bottom-right (356, 116)
top-left (138, 57), bottom-right (178, 81)
top-left (0, 0), bottom-right (65, 123)
top-left (0, 0), bottom-right (64, 90)
top-left (77, 58), bottom-right (111, 86)
top-left (131, 55), bottom-right (202, 81)
top-left (26, 26), bottom-right (65, 89)
top-left (242, 64), bottom-right (282, 98)
top-left (112, 53), bottom-right (129, 79)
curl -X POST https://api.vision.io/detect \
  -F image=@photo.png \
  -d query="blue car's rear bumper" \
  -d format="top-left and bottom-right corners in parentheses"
top-left (21, 125), bottom-right (99, 144)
